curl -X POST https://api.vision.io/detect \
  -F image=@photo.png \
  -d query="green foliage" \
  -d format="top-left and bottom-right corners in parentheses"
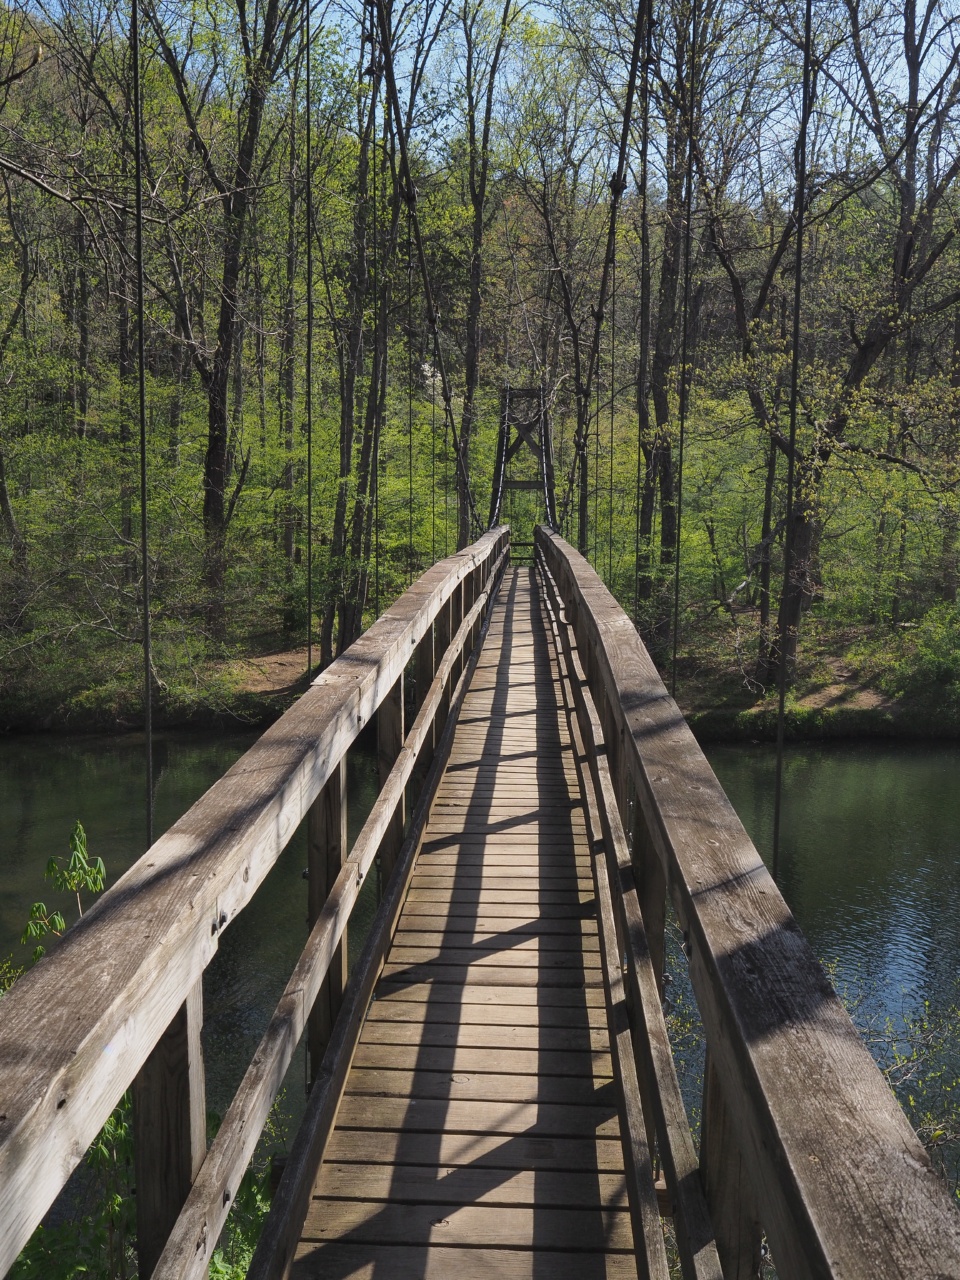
top-left (878, 605), bottom-right (960, 708)
top-left (20, 820), bottom-right (104, 959)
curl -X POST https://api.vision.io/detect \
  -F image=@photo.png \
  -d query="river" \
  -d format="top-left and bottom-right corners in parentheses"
top-left (1, 732), bottom-right (957, 1159)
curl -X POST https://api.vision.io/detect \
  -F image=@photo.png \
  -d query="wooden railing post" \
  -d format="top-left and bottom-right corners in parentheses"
top-left (435, 596), bottom-right (452, 735)
top-left (450, 581), bottom-right (465, 686)
top-left (631, 802), bottom-right (666, 997)
top-left (700, 1052), bottom-right (763, 1280)
top-left (377, 672), bottom-right (405, 884)
top-left (133, 983), bottom-right (206, 1277)
top-left (308, 756), bottom-right (348, 1081)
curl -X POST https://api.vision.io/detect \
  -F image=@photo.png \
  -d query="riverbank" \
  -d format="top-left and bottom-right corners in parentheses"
top-left (3, 634), bottom-right (959, 741)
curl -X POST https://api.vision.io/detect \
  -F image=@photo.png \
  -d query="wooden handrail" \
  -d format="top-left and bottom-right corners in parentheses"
top-left (0, 526), bottom-right (508, 1278)
top-left (537, 553), bottom-right (721, 1279)
top-left (535, 527), bottom-right (960, 1278)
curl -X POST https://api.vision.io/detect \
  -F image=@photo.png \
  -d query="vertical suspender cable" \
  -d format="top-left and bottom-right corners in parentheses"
top-left (670, 0), bottom-right (698, 700)
top-left (634, 0), bottom-right (652, 623)
top-left (372, 32), bottom-right (381, 617)
top-left (431, 366), bottom-right (437, 561)
top-left (131, 0), bottom-right (153, 847)
top-left (305, 0), bottom-right (315, 675)
top-left (773, 0), bottom-right (815, 881)
top-left (594, 353), bottom-right (601, 563)
top-left (608, 251), bottom-right (615, 583)
top-left (407, 205), bottom-right (414, 582)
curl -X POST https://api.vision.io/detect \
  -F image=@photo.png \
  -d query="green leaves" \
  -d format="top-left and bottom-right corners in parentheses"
top-left (45, 820), bottom-right (106, 908)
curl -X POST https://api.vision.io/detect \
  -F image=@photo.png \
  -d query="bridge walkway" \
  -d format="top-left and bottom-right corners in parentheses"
top-left (291, 566), bottom-right (639, 1277)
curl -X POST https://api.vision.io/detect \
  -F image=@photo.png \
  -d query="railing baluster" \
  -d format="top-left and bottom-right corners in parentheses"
top-left (133, 984), bottom-right (207, 1277)
top-left (700, 1053), bottom-right (763, 1280)
top-left (632, 804), bottom-right (667, 997)
top-left (377, 672), bottom-right (405, 884)
top-left (308, 756), bottom-right (348, 1081)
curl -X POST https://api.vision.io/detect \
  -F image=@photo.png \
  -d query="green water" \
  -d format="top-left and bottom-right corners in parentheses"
top-left (3, 732), bottom-right (957, 1143)
top-left (0, 730), bottom-right (379, 1126)
top-left (705, 740), bottom-right (960, 1029)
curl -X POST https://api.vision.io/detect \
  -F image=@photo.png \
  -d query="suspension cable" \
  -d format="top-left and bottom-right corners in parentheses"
top-left (608, 249), bottom-right (616, 583)
top-left (131, 0), bottom-right (153, 847)
top-left (556, 0), bottom-right (649, 537)
top-left (305, 0), bottom-right (315, 675)
top-left (772, 0), bottom-right (816, 881)
top-left (373, 0), bottom-right (484, 537)
top-left (671, 1), bottom-right (699, 699)
top-left (372, 31), bottom-right (381, 617)
top-left (633, 0), bottom-right (652, 622)
top-left (407, 203), bottom-right (414, 582)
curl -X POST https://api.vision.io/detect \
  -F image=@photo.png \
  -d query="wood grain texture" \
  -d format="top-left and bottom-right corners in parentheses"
top-left (537, 527), bottom-right (960, 1276)
top-left (293, 568), bottom-right (641, 1279)
top-left (0, 527), bottom-right (508, 1276)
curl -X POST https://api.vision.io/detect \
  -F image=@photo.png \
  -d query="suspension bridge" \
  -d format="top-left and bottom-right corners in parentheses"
top-left (1, 526), bottom-right (959, 1279)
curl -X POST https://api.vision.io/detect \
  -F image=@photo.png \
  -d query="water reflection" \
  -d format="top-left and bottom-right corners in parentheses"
top-left (0, 730), bottom-right (379, 1135)
top-left (706, 740), bottom-right (960, 1027)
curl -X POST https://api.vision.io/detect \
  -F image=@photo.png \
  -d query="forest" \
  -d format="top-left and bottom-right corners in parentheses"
top-left (0, 0), bottom-right (959, 727)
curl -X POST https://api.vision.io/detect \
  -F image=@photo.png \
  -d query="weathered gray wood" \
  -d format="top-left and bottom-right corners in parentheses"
top-left (291, 1242), bottom-right (638, 1279)
top-left (321, 1128), bottom-right (629, 1171)
top-left (539, 553), bottom-right (721, 1280)
top-left (299, 1200), bottom-right (635, 1250)
top-left (313, 1161), bottom-right (629, 1209)
top-left (246, 567), bottom-right (503, 1280)
top-left (150, 556), bottom-right (507, 1280)
top-left (308, 757), bottom-right (347, 1081)
top-left (540, 562), bottom-right (669, 1280)
top-left (282, 568), bottom-right (640, 1279)
top-left (133, 983), bottom-right (207, 1278)
top-left (377, 672), bottom-right (405, 885)
top-left (700, 1055), bottom-right (762, 1280)
top-left (0, 527), bottom-right (507, 1277)
top-left (537, 527), bottom-right (960, 1277)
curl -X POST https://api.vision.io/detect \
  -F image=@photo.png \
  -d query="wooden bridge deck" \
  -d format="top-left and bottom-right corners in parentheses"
top-left (291, 567), bottom-right (639, 1278)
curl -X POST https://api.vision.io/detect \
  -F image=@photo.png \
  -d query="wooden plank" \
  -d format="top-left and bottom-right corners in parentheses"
top-left (394, 912), bottom-right (598, 931)
top-left (299, 1200), bottom-right (635, 1251)
top-left (344, 1069), bottom-right (612, 1105)
top-left (322, 1129), bottom-right (629, 1172)
top-left (359, 1020), bottom-right (610, 1050)
top-left (352, 1043), bottom-right (612, 1077)
top-left (378, 672), bottom-right (405, 884)
top-left (313, 1162), bottom-right (629, 1209)
top-left (391, 929), bottom-right (600, 949)
top-left (373, 981), bottom-right (606, 1007)
top-left (291, 1242), bottom-right (639, 1279)
top-left (400, 896), bottom-right (595, 916)
top-left (385, 945), bottom-right (601, 968)
top-left (379, 963), bottom-right (604, 987)
top-left (701, 1054), bottom-right (761, 1280)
